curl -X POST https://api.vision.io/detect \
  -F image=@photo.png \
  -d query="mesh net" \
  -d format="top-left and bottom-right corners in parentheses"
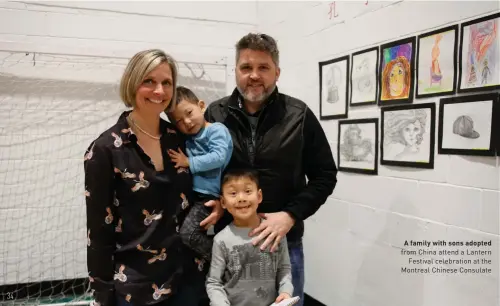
top-left (0, 51), bottom-right (227, 305)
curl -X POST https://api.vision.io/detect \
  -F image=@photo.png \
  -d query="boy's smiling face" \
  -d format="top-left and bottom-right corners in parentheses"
top-left (221, 177), bottom-right (262, 227)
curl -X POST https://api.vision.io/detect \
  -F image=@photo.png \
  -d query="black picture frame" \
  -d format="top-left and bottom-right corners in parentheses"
top-left (416, 24), bottom-right (458, 99)
top-left (381, 102), bottom-right (436, 169)
top-left (378, 36), bottom-right (416, 106)
top-left (458, 12), bottom-right (500, 93)
top-left (438, 93), bottom-right (498, 156)
top-left (319, 55), bottom-right (349, 120)
top-left (350, 47), bottom-right (379, 106)
top-left (337, 118), bottom-right (379, 175)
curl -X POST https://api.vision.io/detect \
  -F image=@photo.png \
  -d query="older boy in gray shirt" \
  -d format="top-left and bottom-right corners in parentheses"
top-left (206, 169), bottom-right (293, 306)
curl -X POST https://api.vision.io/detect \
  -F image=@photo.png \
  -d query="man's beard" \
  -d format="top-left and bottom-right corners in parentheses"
top-left (237, 84), bottom-right (275, 104)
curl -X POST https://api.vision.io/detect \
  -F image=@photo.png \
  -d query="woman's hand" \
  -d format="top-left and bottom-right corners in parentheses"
top-left (200, 199), bottom-right (223, 230)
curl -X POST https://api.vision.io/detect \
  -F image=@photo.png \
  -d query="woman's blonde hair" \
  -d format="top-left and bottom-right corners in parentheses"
top-left (119, 49), bottom-right (178, 112)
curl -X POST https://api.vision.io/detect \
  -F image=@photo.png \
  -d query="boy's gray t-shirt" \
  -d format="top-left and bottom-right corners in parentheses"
top-left (206, 223), bottom-right (294, 306)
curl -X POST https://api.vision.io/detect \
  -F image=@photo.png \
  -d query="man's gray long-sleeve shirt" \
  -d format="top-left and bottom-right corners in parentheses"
top-left (206, 223), bottom-right (294, 306)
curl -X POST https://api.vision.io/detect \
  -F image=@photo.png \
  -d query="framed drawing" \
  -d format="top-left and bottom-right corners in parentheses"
top-left (458, 12), bottom-right (500, 93)
top-left (319, 55), bottom-right (349, 120)
top-left (416, 25), bottom-right (458, 98)
top-left (338, 118), bottom-right (379, 175)
top-left (438, 93), bottom-right (498, 156)
top-left (381, 102), bottom-right (435, 169)
top-left (350, 47), bottom-right (379, 106)
top-left (378, 36), bottom-right (416, 106)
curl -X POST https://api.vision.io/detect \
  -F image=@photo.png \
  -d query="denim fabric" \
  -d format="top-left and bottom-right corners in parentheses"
top-left (288, 240), bottom-right (305, 306)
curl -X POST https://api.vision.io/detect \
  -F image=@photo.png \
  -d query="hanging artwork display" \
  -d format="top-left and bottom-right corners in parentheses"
top-left (350, 47), bottom-right (379, 106)
top-left (438, 93), bottom-right (498, 156)
top-left (381, 102), bottom-right (435, 169)
top-left (458, 12), bottom-right (500, 93)
top-left (319, 55), bottom-right (349, 120)
top-left (378, 36), bottom-right (416, 105)
top-left (416, 25), bottom-right (458, 98)
top-left (338, 118), bottom-right (379, 175)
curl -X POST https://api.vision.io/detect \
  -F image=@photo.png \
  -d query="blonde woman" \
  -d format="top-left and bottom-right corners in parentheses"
top-left (84, 49), bottom-right (222, 306)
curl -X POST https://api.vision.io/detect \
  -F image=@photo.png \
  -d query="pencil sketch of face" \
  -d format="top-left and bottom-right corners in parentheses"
top-left (340, 124), bottom-right (373, 162)
top-left (345, 125), bottom-right (362, 145)
top-left (355, 58), bottom-right (373, 93)
top-left (385, 109), bottom-right (427, 151)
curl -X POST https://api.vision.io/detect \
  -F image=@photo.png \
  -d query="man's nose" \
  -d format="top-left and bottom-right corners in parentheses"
top-left (250, 70), bottom-right (260, 80)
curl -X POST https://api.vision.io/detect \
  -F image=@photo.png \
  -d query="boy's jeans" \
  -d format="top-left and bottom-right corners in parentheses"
top-left (288, 239), bottom-right (305, 306)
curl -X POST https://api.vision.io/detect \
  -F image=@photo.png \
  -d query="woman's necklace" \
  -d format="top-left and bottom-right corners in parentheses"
top-left (127, 115), bottom-right (161, 140)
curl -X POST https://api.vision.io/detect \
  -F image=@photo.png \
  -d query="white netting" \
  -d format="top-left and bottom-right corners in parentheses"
top-left (0, 51), bottom-right (227, 305)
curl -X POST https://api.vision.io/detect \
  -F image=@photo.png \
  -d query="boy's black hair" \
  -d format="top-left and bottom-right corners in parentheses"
top-left (174, 85), bottom-right (199, 106)
top-left (166, 86), bottom-right (201, 122)
top-left (221, 168), bottom-right (260, 190)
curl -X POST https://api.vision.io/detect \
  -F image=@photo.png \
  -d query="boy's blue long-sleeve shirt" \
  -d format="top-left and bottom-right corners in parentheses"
top-left (187, 122), bottom-right (233, 197)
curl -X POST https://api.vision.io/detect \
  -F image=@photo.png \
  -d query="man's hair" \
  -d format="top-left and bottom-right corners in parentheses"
top-left (221, 168), bottom-right (260, 190)
top-left (235, 33), bottom-right (280, 67)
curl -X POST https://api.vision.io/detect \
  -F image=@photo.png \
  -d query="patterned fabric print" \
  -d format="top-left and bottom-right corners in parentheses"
top-left (84, 111), bottom-right (202, 306)
top-left (206, 224), bottom-right (293, 306)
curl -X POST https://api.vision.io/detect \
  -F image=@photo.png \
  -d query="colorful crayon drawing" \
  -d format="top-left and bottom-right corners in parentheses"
top-left (417, 26), bottom-right (457, 96)
top-left (460, 14), bottom-right (499, 90)
top-left (379, 38), bottom-right (415, 104)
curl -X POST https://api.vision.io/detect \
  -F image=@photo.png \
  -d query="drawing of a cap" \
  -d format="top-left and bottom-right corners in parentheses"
top-left (453, 115), bottom-right (480, 139)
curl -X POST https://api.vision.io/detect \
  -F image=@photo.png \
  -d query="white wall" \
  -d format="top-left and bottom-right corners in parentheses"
top-left (0, 1), bottom-right (256, 63)
top-left (1, 1), bottom-right (499, 305)
top-left (0, 0), bottom-right (256, 286)
top-left (257, 1), bottom-right (499, 306)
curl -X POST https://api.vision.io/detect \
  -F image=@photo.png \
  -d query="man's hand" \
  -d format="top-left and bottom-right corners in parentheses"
top-left (275, 292), bottom-right (291, 303)
top-left (168, 148), bottom-right (189, 168)
top-left (249, 212), bottom-right (295, 252)
top-left (200, 199), bottom-right (223, 230)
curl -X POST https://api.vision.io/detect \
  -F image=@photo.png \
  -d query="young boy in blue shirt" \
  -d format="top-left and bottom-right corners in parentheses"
top-left (167, 86), bottom-right (233, 265)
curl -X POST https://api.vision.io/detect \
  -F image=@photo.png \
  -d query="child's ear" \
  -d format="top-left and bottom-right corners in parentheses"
top-left (198, 100), bottom-right (206, 113)
top-left (257, 189), bottom-right (263, 205)
top-left (220, 196), bottom-right (226, 209)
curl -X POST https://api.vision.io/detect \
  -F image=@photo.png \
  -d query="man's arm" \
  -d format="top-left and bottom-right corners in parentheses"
top-left (206, 239), bottom-right (231, 306)
top-left (282, 107), bottom-right (337, 221)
